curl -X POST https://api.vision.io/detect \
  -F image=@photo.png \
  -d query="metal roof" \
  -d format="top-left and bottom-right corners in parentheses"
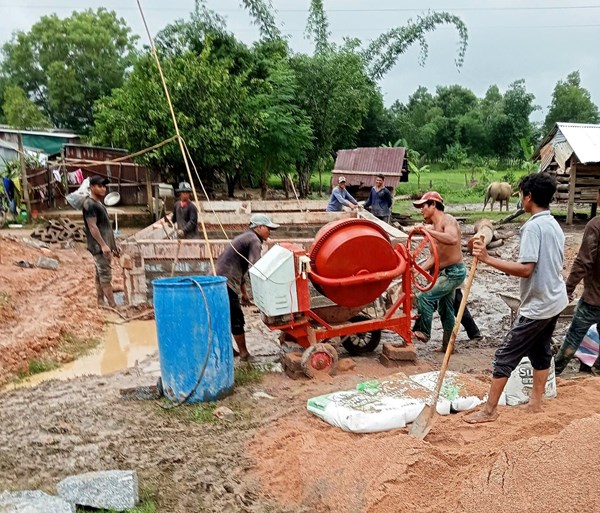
top-left (0, 125), bottom-right (79, 138)
top-left (535, 122), bottom-right (600, 165)
top-left (332, 147), bottom-right (407, 187)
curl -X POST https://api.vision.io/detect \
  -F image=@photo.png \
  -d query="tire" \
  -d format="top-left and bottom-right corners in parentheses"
top-left (301, 343), bottom-right (339, 378)
top-left (341, 315), bottom-right (382, 355)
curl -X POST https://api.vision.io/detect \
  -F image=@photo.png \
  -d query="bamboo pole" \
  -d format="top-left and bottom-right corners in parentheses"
top-left (17, 133), bottom-right (32, 224)
top-left (136, 0), bottom-right (215, 274)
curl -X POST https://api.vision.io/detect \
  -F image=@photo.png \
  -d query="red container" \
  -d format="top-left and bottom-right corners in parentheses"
top-left (309, 219), bottom-right (406, 307)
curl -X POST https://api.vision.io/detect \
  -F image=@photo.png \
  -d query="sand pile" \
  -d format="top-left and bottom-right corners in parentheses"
top-left (250, 377), bottom-right (600, 513)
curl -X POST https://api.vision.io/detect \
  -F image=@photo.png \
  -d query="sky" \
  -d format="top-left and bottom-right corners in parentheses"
top-left (1, 1), bottom-right (600, 123)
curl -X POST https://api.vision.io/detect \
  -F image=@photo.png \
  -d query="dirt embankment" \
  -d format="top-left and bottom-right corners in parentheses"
top-left (0, 235), bottom-right (105, 384)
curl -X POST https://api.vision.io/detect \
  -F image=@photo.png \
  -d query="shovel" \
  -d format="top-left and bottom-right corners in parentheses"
top-left (408, 240), bottom-right (482, 440)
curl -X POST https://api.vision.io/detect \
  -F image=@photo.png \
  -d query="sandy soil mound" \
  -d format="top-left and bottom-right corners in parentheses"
top-left (250, 377), bottom-right (600, 513)
top-left (0, 235), bottom-right (105, 384)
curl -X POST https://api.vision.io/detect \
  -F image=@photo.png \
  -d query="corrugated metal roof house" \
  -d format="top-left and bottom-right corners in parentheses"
top-left (332, 147), bottom-right (408, 197)
top-left (0, 125), bottom-right (80, 155)
top-left (534, 122), bottom-right (600, 223)
top-left (0, 139), bottom-right (19, 174)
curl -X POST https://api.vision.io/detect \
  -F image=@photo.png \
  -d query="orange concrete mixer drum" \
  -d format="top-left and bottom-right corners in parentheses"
top-left (308, 219), bottom-right (407, 307)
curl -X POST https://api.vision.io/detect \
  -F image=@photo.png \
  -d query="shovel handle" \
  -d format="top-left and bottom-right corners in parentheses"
top-left (432, 236), bottom-right (484, 399)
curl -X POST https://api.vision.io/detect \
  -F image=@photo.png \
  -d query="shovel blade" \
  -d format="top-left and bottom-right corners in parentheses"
top-left (408, 404), bottom-right (437, 439)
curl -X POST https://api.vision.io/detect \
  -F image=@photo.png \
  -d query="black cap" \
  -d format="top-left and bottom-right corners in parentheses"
top-left (89, 176), bottom-right (109, 186)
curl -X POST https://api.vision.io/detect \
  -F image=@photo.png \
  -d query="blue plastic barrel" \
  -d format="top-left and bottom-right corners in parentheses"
top-left (153, 276), bottom-right (234, 403)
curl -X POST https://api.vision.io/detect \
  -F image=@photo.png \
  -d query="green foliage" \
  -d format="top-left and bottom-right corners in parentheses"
top-left (443, 142), bottom-right (468, 169)
top-left (190, 402), bottom-right (218, 423)
top-left (1, 8), bottom-right (138, 132)
top-left (2, 86), bottom-right (50, 129)
top-left (543, 71), bottom-right (600, 133)
top-left (290, 49), bottom-right (375, 196)
top-left (76, 497), bottom-right (156, 513)
top-left (361, 12), bottom-right (468, 81)
top-left (234, 365), bottom-right (265, 386)
top-left (306, 0), bottom-right (331, 54)
top-left (17, 359), bottom-right (59, 378)
top-left (245, 48), bottom-right (313, 199)
top-left (407, 160), bottom-right (430, 190)
top-left (392, 80), bottom-right (538, 161)
top-left (239, 0), bottom-right (281, 40)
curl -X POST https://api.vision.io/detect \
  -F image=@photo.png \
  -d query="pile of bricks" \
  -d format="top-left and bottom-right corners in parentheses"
top-left (31, 218), bottom-right (87, 244)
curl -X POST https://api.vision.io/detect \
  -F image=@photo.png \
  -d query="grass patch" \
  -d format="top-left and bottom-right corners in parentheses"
top-left (234, 365), bottom-right (265, 387)
top-left (16, 359), bottom-right (59, 379)
top-left (59, 332), bottom-right (100, 358)
top-left (189, 402), bottom-right (218, 423)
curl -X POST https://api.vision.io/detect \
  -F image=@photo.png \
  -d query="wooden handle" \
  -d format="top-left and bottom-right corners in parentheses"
top-left (431, 245), bottom-right (482, 398)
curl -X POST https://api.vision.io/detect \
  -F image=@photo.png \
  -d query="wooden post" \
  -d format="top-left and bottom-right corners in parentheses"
top-left (17, 133), bottom-right (32, 224)
top-left (145, 168), bottom-right (154, 218)
top-left (566, 156), bottom-right (577, 225)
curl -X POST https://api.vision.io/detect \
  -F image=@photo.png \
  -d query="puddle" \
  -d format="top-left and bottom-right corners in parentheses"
top-left (6, 320), bottom-right (158, 389)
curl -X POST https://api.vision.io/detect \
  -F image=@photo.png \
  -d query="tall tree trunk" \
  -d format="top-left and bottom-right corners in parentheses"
top-left (226, 172), bottom-right (237, 198)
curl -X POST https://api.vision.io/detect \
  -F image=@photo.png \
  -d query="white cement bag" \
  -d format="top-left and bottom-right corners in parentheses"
top-left (409, 371), bottom-right (507, 411)
top-left (504, 356), bottom-right (557, 406)
top-left (574, 324), bottom-right (599, 367)
top-left (306, 373), bottom-right (451, 433)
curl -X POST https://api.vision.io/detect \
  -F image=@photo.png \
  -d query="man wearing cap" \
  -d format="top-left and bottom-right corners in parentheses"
top-left (172, 182), bottom-right (200, 239)
top-left (82, 175), bottom-right (120, 308)
top-left (411, 191), bottom-right (467, 352)
top-left (216, 213), bottom-right (280, 361)
top-left (326, 176), bottom-right (358, 212)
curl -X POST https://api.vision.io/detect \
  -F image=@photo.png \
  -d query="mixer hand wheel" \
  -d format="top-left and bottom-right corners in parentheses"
top-left (407, 228), bottom-right (440, 292)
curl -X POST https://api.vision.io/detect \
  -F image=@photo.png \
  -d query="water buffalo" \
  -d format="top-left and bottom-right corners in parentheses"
top-left (483, 181), bottom-right (513, 211)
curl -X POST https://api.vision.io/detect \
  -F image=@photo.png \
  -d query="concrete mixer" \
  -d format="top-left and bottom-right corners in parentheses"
top-left (249, 219), bottom-right (439, 377)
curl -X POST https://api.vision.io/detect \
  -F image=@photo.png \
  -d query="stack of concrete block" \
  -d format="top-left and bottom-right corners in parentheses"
top-left (31, 218), bottom-right (86, 244)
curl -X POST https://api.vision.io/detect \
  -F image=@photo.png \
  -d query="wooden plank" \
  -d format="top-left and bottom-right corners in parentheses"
top-left (567, 157), bottom-right (577, 225)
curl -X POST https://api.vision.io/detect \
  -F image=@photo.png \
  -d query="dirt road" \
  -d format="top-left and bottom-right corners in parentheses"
top-left (1, 222), bottom-right (598, 513)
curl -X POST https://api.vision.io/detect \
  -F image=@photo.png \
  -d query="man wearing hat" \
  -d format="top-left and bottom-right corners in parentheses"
top-left (216, 213), bottom-right (280, 361)
top-left (326, 176), bottom-right (359, 212)
top-left (82, 175), bottom-right (120, 308)
top-left (411, 191), bottom-right (467, 352)
top-left (171, 181), bottom-right (200, 239)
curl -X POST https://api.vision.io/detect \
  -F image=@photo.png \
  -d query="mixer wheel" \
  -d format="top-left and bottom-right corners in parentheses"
top-left (301, 343), bottom-right (338, 378)
top-left (341, 315), bottom-right (382, 355)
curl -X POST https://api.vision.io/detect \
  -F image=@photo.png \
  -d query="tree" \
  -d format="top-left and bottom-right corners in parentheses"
top-left (245, 47), bottom-right (313, 199)
top-left (91, 45), bottom-right (254, 195)
top-left (2, 86), bottom-right (51, 129)
top-left (290, 50), bottom-right (375, 196)
top-left (543, 71), bottom-right (600, 133)
top-left (1, 8), bottom-right (137, 132)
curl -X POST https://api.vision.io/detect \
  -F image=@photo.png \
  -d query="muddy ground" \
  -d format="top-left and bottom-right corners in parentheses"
top-left (0, 220), bottom-right (598, 513)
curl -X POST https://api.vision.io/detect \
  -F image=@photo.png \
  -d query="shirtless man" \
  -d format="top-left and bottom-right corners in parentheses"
top-left (411, 191), bottom-right (466, 352)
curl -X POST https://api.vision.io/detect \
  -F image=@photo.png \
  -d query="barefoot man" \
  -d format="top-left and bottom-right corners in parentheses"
top-left (464, 173), bottom-right (567, 424)
top-left (411, 192), bottom-right (466, 352)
